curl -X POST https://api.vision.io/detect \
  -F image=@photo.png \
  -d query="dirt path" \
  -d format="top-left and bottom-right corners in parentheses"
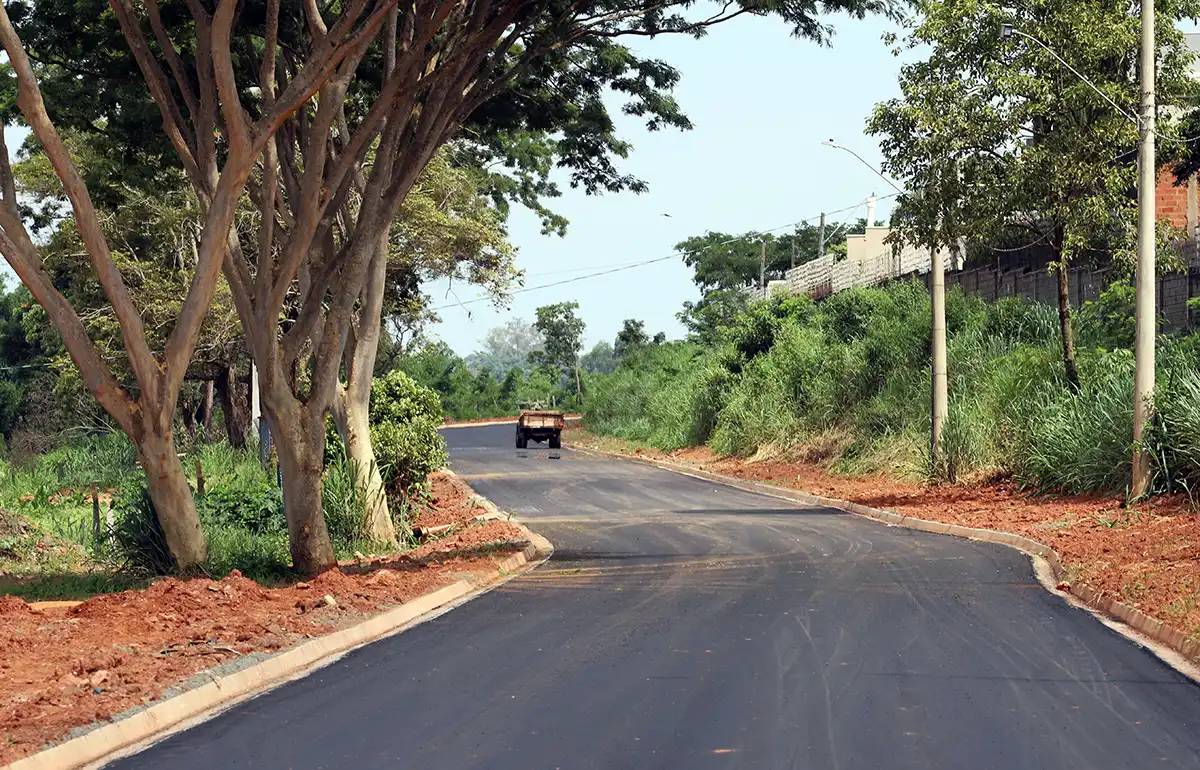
top-left (0, 473), bottom-right (527, 765)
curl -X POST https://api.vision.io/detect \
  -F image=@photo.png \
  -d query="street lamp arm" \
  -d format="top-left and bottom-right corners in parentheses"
top-left (1004, 27), bottom-right (1141, 128)
top-left (821, 140), bottom-right (906, 194)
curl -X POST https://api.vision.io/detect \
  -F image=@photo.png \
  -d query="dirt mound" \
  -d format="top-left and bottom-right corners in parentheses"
top-left (0, 594), bottom-right (30, 615)
top-left (413, 473), bottom-right (479, 529)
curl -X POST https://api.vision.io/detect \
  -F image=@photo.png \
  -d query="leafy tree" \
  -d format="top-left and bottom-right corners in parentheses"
top-left (868, 0), bottom-right (1198, 389)
top-left (581, 340), bottom-right (618, 375)
top-left (10, 0), bottom-right (901, 572)
top-left (614, 319), bottom-right (650, 358)
top-left (0, 0), bottom-right (370, 569)
top-left (466, 319), bottom-right (544, 377)
top-left (532, 302), bottom-right (587, 400)
top-left (679, 288), bottom-right (754, 345)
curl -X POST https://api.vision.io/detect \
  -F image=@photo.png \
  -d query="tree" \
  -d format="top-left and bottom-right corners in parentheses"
top-left (15, 0), bottom-right (901, 573)
top-left (581, 340), bottom-right (618, 374)
top-left (14, 135), bottom-right (246, 443)
top-left (466, 319), bottom-right (544, 377)
top-left (332, 147), bottom-right (517, 543)
top-left (614, 319), bottom-right (650, 358)
top-left (679, 287), bottom-right (753, 344)
top-left (532, 302), bottom-right (586, 400)
top-left (0, 0), bottom-right (381, 570)
top-left (868, 0), bottom-right (1198, 389)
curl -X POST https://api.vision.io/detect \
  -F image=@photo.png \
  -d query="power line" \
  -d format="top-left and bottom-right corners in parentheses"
top-left (432, 193), bottom-right (899, 312)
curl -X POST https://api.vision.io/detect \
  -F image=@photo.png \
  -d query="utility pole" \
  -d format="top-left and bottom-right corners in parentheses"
top-left (817, 213), bottom-right (826, 258)
top-left (931, 230), bottom-right (948, 472)
top-left (760, 239), bottom-right (766, 294)
top-left (791, 236), bottom-right (797, 270)
top-left (1132, 0), bottom-right (1156, 497)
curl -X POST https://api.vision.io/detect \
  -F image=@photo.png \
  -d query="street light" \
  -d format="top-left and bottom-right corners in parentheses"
top-left (822, 141), bottom-right (948, 472)
top-left (1002, 16), bottom-right (1156, 497)
top-left (822, 140), bottom-right (905, 194)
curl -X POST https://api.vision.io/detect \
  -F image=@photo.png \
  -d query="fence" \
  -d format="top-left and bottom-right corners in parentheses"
top-left (754, 226), bottom-right (1200, 331)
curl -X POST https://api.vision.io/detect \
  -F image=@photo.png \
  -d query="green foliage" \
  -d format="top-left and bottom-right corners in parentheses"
top-left (197, 476), bottom-right (284, 535)
top-left (322, 442), bottom-right (371, 549)
top-left (1077, 279), bottom-right (1138, 350)
top-left (111, 488), bottom-right (174, 576)
top-left (369, 371), bottom-right (449, 491)
top-left (588, 279), bottom-right (1200, 494)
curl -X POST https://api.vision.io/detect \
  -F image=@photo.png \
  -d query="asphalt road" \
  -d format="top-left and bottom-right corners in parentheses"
top-left (112, 424), bottom-right (1200, 769)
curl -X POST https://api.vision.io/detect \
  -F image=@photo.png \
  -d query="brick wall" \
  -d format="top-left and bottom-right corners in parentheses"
top-left (1156, 171), bottom-right (1195, 232)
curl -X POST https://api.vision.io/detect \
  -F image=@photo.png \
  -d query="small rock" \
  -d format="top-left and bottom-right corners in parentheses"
top-left (321, 594), bottom-right (337, 608)
top-left (366, 569), bottom-right (393, 585)
top-left (353, 551), bottom-right (366, 563)
top-left (229, 569), bottom-right (243, 579)
top-left (60, 672), bottom-right (88, 688)
top-left (206, 584), bottom-right (220, 592)
top-left (295, 582), bottom-right (310, 590)
top-left (89, 670), bottom-right (109, 688)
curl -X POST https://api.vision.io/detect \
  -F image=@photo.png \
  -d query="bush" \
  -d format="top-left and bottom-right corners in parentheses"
top-left (370, 370), bottom-right (448, 491)
top-left (111, 488), bottom-right (173, 575)
top-left (197, 475), bottom-right (283, 535)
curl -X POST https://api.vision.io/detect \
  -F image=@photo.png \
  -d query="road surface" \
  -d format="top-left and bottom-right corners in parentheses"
top-left (112, 424), bottom-right (1200, 769)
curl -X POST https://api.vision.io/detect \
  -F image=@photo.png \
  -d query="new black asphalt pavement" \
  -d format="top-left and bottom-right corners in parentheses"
top-left (111, 423), bottom-right (1200, 769)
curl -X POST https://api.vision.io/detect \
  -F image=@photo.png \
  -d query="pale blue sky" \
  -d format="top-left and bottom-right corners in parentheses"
top-left (429, 12), bottom-right (914, 355)
top-left (6, 16), bottom-right (1200, 356)
top-left (1, 12), bottom-right (912, 355)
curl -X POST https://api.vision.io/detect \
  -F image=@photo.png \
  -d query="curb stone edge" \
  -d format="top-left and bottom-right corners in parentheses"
top-left (567, 442), bottom-right (1200, 682)
top-left (4, 486), bottom-right (551, 770)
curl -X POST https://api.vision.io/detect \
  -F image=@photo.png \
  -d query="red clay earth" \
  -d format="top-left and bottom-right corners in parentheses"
top-left (569, 430), bottom-right (1200, 644)
top-left (0, 475), bottom-right (528, 765)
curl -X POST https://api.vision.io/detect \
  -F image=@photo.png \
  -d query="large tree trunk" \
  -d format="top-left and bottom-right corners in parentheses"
top-left (330, 239), bottom-right (397, 545)
top-left (214, 363), bottom-right (250, 449)
top-left (136, 426), bottom-right (207, 570)
top-left (1055, 263), bottom-right (1081, 390)
top-left (200, 381), bottom-right (214, 434)
top-left (333, 388), bottom-right (396, 544)
top-left (265, 394), bottom-right (336, 575)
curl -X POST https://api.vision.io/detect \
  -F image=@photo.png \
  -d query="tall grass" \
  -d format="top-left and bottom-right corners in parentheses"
top-left (586, 278), bottom-right (1200, 495)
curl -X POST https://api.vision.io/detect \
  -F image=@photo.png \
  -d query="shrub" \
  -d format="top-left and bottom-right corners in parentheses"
top-left (111, 488), bottom-right (173, 575)
top-left (370, 371), bottom-right (448, 491)
top-left (197, 475), bottom-right (283, 535)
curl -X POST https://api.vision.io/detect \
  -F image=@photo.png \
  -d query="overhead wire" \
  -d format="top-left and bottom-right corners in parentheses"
top-left (431, 193), bottom-right (899, 312)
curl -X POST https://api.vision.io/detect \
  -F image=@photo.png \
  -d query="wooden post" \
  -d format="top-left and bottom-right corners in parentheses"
top-left (91, 485), bottom-right (101, 545)
top-left (195, 460), bottom-right (205, 496)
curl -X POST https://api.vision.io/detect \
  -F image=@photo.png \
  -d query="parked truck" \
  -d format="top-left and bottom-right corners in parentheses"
top-left (516, 410), bottom-right (564, 450)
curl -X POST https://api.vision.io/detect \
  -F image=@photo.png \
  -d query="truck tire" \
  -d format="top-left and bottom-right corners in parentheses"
top-left (516, 429), bottom-right (527, 449)
top-left (549, 432), bottom-right (561, 450)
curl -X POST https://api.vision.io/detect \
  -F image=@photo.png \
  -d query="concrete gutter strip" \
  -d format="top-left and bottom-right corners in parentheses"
top-left (5, 488), bottom-right (552, 770)
top-left (568, 443), bottom-right (1200, 679)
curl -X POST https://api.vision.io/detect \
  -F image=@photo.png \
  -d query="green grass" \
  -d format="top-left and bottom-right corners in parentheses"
top-left (584, 278), bottom-right (1200, 495)
top-left (0, 571), bottom-right (146, 601)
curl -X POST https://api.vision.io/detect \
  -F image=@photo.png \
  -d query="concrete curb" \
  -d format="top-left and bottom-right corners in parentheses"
top-left (568, 442), bottom-right (1200, 673)
top-left (5, 496), bottom-right (552, 770)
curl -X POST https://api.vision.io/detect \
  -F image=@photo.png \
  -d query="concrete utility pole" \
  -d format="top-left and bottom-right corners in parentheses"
top-left (931, 229), bottom-right (948, 470)
top-left (820, 140), bottom-right (948, 467)
top-left (817, 213), bottom-right (826, 258)
top-left (1132, 0), bottom-right (1156, 498)
top-left (760, 240), bottom-right (766, 294)
top-left (791, 237), bottom-right (797, 269)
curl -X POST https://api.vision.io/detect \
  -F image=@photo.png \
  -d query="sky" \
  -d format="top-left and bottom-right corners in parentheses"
top-left (15, 12), bottom-right (1191, 356)
top-left (428, 12), bottom-right (914, 355)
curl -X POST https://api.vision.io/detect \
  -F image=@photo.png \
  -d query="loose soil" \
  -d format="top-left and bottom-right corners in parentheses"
top-left (568, 430), bottom-right (1200, 643)
top-left (0, 474), bottom-right (529, 765)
